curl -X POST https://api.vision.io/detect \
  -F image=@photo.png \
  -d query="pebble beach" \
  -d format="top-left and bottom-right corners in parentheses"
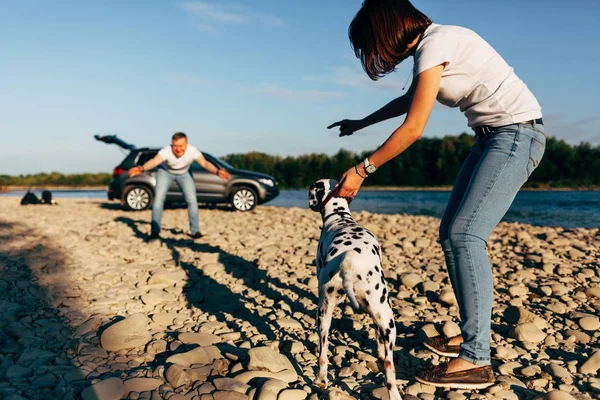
top-left (0, 197), bottom-right (599, 400)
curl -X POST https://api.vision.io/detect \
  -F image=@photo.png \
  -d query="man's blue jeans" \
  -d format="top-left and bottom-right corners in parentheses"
top-left (151, 168), bottom-right (199, 235)
top-left (439, 122), bottom-right (546, 365)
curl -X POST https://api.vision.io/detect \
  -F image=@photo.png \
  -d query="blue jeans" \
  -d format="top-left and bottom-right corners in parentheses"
top-left (439, 122), bottom-right (546, 365)
top-left (151, 168), bottom-right (200, 235)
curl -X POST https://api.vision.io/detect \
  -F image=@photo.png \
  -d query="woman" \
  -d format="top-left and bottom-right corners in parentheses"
top-left (328, 0), bottom-right (545, 390)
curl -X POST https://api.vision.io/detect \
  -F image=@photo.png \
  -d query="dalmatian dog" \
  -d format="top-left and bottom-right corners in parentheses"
top-left (309, 179), bottom-right (402, 400)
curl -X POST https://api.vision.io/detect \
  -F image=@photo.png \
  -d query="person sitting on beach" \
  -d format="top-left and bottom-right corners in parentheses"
top-left (328, 0), bottom-right (545, 389)
top-left (128, 132), bottom-right (231, 241)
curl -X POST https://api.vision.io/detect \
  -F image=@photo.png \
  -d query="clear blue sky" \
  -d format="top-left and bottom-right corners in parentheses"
top-left (1, 0), bottom-right (599, 175)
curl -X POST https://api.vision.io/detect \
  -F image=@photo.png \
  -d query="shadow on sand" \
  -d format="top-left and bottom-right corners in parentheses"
top-left (0, 220), bottom-right (78, 399)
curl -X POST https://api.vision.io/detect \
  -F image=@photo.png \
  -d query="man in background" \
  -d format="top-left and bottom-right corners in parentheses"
top-left (129, 132), bottom-right (231, 241)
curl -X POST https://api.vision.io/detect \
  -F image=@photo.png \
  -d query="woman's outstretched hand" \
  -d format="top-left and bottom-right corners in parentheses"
top-left (337, 165), bottom-right (365, 200)
top-left (327, 119), bottom-right (364, 137)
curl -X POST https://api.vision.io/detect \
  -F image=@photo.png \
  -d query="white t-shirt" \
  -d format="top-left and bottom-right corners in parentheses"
top-left (413, 23), bottom-right (542, 128)
top-left (157, 144), bottom-right (201, 175)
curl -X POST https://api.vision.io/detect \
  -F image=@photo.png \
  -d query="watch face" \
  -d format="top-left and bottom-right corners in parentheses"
top-left (366, 165), bottom-right (377, 174)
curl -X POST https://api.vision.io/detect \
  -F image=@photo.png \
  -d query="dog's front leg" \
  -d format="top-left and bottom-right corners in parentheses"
top-left (315, 292), bottom-right (335, 388)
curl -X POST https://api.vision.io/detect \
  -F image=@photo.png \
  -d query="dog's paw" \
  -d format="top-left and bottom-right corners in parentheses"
top-left (314, 376), bottom-right (329, 389)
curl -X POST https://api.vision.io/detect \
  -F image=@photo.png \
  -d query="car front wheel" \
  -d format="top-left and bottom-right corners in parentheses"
top-left (122, 185), bottom-right (153, 211)
top-left (230, 186), bottom-right (257, 211)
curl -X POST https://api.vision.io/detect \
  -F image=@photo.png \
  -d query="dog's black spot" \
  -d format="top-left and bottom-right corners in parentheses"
top-left (333, 202), bottom-right (338, 206)
top-left (380, 275), bottom-right (385, 284)
top-left (389, 319), bottom-right (394, 329)
top-left (354, 247), bottom-right (361, 253)
top-left (337, 288), bottom-right (345, 295)
top-left (327, 287), bottom-right (334, 294)
top-left (333, 239), bottom-right (343, 245)
top-left (352, 227), bottom-right (362, 232)
top-left (383, 288), bottom-right (387, 297)
top-left (371, 248), bottom-right (377, 255)
top-left (366, 290), bottom-right (371, 295)
top-left (364, 241), bottom-right (369, 245)
top-left (343, 241), bottom-right (352, 246)
top-left (380, 294), bottom-right (386, 304)
top-left (329, 247), bottom-right (338, 256)
top-left (375, 283), bottom-right (380, 291)
top-left (366, 231), bottom-right (375, 237)
top-left (367, 271), bottom-right (373, 276)
top-left (357, 274), bottom-right (362, 280)
top-left (375, 265), bottom-right (380, 272)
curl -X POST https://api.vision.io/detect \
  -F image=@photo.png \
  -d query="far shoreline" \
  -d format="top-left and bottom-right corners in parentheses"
top-left (2, 184), bottom-right (599, 193)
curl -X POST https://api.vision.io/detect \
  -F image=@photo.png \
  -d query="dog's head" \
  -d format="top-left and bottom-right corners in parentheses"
top-left (308, 179), bottom-right (338, 212)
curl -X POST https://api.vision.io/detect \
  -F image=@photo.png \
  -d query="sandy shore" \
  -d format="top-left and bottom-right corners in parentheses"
top-left (0, 198), bottom-right (598, 400)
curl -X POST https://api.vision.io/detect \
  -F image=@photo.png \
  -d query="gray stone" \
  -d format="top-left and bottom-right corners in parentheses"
top-left (81, 377), bottom-right (124, 400)
top-left (166, 346), bottom-right (223, 367)
top-left (100, 314), bottom-right (151, 352)
top-left (123, 378), bottom-right (163, 395)
top-left (580, 350), bottom-right (600, 374)
top-left (247, 347), bottom-right (295, 373)
top-left (165, 364), bottom-right (189, 388)
top-left (178, 332), bottom-right (222, 347)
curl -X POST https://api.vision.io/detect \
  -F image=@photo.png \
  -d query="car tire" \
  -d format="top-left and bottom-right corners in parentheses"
top-left (230, 186), bottom-right (257, 212)
top-left (122, 185), bottom-right (153, 211)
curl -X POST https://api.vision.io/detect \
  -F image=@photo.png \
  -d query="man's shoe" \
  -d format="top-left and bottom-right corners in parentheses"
top-left (423, 336), bottom-right (461, 357)
top-left (189, 232), bottom-right (203, 240)
top-left (416, 363), bottom-right (495, 390)
top-left (148, 232), bottom-right (160, 243)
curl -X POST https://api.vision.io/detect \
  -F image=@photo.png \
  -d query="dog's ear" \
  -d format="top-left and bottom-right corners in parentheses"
top-left (308, 182), bottom-right (325, 212)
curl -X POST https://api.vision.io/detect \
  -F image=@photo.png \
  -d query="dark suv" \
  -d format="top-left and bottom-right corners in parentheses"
top-left (95, 135), bottom-right (279, 212)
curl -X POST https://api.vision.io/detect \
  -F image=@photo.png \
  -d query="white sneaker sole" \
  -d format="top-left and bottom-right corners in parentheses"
top-left (422, 341), bottom-right (460, 357)
top-left (415, 376), bottom-right (494, 390)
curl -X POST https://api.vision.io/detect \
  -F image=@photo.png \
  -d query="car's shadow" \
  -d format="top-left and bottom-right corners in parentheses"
top-left (98, 202), bottom-right (236, 212)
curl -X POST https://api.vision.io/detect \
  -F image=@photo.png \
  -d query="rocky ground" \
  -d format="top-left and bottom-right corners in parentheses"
top-left (0, 198), bottom-right (598, 400)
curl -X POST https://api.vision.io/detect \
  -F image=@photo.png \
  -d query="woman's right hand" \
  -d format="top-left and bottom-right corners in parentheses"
top-left (128, 166), bottom-right (143, 177)
top-left (327, 119), bottom-right (364, 137)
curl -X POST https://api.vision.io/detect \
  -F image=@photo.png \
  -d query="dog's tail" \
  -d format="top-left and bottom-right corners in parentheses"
top-left (340, 255), bottom-right (360, 311)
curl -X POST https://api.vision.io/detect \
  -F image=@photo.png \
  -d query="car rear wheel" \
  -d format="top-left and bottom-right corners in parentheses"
top-left (122, 185), bottom-right (153, 211)
top-left (230, 186), bottom-right (257, 211)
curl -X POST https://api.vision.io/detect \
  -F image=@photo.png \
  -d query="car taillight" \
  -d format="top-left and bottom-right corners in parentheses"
top-left (113, 167), bottom-right (125, 177)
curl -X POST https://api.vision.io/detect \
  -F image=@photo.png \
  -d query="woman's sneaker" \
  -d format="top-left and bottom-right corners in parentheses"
top-left (416, 362), bottom-right (495, 390)
top-left (423, 336), bottom-right (461, 357)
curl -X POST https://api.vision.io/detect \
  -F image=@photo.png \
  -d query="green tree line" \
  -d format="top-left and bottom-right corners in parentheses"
top-left (0, 172), bottom-right (111, 187)
top-left (222, 134), bottom-right (600, 189)
top-left (1, 134), bottom-right (598, 189)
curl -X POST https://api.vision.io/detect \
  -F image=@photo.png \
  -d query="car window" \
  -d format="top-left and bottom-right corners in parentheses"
top-left (136, 151), bottom-right (158, 166)
top-left (191, 162), bottom-right (206, 172)
top-left (203, 153), bottom-right (235, 170)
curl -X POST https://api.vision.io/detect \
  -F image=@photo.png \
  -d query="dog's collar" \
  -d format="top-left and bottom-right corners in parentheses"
top-left (322, 185), bottom-right (353, 207)
top-left (322, 211), bottom-right (353, 224)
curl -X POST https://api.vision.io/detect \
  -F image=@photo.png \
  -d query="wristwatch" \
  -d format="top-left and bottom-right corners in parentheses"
top-left (363, 157), bottom-right (378, 175)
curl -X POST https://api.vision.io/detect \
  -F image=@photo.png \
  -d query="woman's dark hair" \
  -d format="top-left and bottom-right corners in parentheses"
top-left (349, 0), bottom-right (432, 80)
